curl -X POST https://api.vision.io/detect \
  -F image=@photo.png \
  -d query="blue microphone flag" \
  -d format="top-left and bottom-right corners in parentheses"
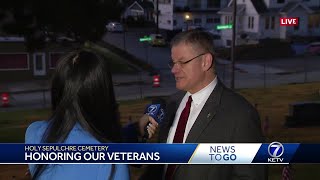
top-left (144, 104), bottom-right (165, 123)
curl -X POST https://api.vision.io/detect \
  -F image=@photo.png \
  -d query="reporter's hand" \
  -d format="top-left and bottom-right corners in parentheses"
top-left (139, 114), bottom-right (158, 139)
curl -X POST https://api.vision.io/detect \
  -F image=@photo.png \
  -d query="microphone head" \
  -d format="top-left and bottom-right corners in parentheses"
top-left (144, 97), bottom-right (166, 124)
top-left (145, 104), bottom-right (160, 117)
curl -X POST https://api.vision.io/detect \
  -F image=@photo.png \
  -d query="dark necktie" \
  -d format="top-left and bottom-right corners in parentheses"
top-left (165, 95), bottom-right (192, 180)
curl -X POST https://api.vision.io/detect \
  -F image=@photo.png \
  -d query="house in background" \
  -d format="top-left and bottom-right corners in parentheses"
top-left (122, 0), bottom-right (155, 23)
top-left (0, 9), bottom-right (76, 82)
top-left (218, 0), bottom-right (320, 47)
top-left (0, 37), bottom-right (73, 82)
top-left (157, 0), bottom-right (229, 39)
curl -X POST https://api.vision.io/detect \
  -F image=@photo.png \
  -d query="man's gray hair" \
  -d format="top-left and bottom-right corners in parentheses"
top-left (170, 30), bottom-right (215, 56)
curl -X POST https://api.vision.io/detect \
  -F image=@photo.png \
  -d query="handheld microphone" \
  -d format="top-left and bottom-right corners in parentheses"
top-left (142, 98), bottom-right (166, 142)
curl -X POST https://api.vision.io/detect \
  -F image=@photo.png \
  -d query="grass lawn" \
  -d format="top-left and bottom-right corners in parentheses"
top-left (216, 39), bottom-right (294, 61)
top-left (85, 42), bottom-right (141, 74)
top-left (86, 41), bottom-right (156, 75)
top-left (0, 108), bottom-right (50, 143)
top-left (0, 82), bottom-right (320, 179)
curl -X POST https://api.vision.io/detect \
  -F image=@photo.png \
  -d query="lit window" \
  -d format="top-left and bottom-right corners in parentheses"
top-left (206, 18), bottom-right (213, 23)
top-left (0, 54), bottom-right (29, 70)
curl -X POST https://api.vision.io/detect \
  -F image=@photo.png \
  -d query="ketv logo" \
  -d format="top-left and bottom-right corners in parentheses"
top-left (268, 142), bottom-right (284, 163)
top-left (280, 17), bottom-right (299, 26)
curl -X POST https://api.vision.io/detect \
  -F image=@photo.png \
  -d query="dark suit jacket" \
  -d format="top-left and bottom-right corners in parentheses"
top-left (140, 80), bottom-right (268, 180)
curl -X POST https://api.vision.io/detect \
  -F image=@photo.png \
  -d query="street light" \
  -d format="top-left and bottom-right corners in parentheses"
top-left (123, 31), bottom-right (126, 51)
top-left (185, 14), bottom-right (190, 31)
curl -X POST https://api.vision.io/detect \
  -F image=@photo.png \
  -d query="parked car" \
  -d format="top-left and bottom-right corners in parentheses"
top-left (56, 36), bottom-right (75, 42)
top-left (182, 25), bottom-right (204, 32)
top-left (149, 34), bottom-right (166, 47)
top-left (188, 25), bottom-right (204, 31)
top-left (205, 29), bottom-right (221, 36)
top-left (106, 22), bottom-right (124, 32)
top-left (307, 42), bottom-right (320, 55)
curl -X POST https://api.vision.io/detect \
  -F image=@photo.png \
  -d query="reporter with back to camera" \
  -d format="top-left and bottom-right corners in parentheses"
top-left (139, 30), bottom-right (268, 180)
top-left (25, 48), bottom-right (129, 180)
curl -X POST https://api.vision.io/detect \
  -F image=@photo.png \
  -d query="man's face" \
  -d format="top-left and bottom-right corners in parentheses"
top-left (170, 43), bottom-right (206, 93)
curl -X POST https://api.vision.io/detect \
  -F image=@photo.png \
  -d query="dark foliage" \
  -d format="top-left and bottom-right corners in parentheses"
top-left (0, 0), bottom-right (124, 51)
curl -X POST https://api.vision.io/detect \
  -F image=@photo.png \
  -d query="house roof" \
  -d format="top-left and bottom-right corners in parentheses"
top-left (127, 1), bottom-right (144, 12)
top-left (126, 0), bottom-right (154, 10)
top-left (310, 7), bottom-right (320, 13)
top-left (280, 2), bottom-right (297, 12)
top-left (279, 2), bottom-right (313, 14)
top-left (251, 0), bottom-right (268, 14)
top-left (219, 0), bottom-right (267, 14)
top-left (223, 0), bottom-right (316, 15)
top-left (217, 5), bottom-right (246, 15)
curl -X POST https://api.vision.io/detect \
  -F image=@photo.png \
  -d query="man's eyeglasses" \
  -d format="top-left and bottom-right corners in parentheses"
top-left (168, 53), bottom-right (207, 69)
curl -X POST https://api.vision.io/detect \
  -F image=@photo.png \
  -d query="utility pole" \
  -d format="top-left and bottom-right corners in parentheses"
top-left (156, 0), bottom-right (159, 33)
top-left (231, 0), bottom-right (237, 89)
top-left (123, 31), bottom-right (126, 51)
top-left (185, 14), bottom-right (190, 31)
top-left (145, 42), bottom-right (149, 64)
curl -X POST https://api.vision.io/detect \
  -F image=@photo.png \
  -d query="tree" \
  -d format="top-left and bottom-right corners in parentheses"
top-left (0, 0), bottom-right (123, 51)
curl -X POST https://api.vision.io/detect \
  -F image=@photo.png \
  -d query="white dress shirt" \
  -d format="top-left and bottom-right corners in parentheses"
top-left (166, 77), bottom-right (217, 143)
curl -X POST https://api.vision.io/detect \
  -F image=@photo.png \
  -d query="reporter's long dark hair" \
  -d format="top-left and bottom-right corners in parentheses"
top-left (32, 48), bottom-right (121, 179)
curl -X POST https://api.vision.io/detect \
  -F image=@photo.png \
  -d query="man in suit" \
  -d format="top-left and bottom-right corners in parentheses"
top-left (140, 30), bottom-right (268, 180)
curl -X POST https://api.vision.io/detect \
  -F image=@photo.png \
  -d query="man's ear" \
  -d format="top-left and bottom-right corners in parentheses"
top-left (202, 53), bottom-right (213, 71)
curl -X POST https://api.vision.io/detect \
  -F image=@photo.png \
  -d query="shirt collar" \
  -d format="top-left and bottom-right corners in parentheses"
top-left (187, 77), bottom-right (218, 106)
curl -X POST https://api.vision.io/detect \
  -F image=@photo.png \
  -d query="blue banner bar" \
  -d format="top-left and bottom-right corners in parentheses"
top-left (0, 143), bottom-right (320, 164)
top-left (290, 144), bottom-right (320, 163)
top-left (0, 144), bottom-right (197, 163)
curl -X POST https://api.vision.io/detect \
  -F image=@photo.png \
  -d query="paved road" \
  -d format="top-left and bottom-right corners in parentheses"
top-left (0, 74), bottom-right (177, 111)
top-left (2, 65), bottom-right (320, 112)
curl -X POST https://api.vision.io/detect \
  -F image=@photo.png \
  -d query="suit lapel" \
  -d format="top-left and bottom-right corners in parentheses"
top-left (185, 81), bottom-right (224, 143)
top-left (174, 81), bottom-right (225, 175)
